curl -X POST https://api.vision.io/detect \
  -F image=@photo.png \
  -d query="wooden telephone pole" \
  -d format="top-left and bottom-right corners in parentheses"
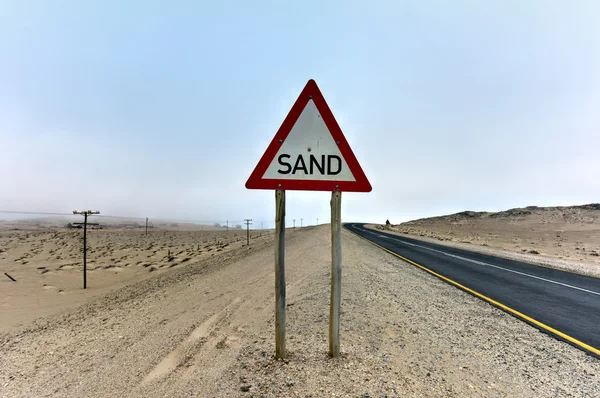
top-left (73, 210), bottom-right (100, 289)
top-left (244, 219), bottom-right (252, 245)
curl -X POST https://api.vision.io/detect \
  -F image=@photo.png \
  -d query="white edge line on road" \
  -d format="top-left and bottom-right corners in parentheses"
top-left (353, 225), bottom-right (600, 297)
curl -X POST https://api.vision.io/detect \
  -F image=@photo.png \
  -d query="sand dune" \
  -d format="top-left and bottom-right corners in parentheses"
top-left (0, 226), bottom-right (272, 331)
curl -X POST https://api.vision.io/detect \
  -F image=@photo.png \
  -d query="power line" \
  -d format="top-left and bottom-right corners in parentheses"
top-left (244, 219), bottom-right (252, 245)
top-left (72, 210), bottom-right (100, 289)
top-left (0, 210), bottom-right (74, 217)
top-left (0, 210), bottom-right (271, 229)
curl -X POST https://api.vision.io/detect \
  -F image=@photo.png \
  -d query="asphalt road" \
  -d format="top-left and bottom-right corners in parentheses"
top-left (346, 223), bottom-right (600, 356)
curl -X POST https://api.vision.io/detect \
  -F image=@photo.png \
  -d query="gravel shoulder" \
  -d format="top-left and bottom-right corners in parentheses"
top-left (1, 226), bottom-right (598, 397)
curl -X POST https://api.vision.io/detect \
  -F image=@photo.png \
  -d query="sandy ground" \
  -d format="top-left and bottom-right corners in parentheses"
top-left (0, 228), bottom-right (272, 331)
top-left (378, 204), bottom-right (600, 278)
top-left (1, 225), bottom-right (599, 397)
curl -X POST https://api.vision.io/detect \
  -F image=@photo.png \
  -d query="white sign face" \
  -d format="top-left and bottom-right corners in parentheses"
top-left (262, 100), bottom-right (356, 182)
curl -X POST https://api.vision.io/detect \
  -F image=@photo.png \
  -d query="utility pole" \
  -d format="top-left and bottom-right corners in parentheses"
top-left (301, 218), bottom-right (303, 227)
top-left (244, 219), bottom-right (252, 245)
top-left (226, 220), bottom-right (229, 232)
top-left (145, 217), bottom-right (148, 235)
top-left (261, 221), bottom-right (263, 230)
top-left (73, 210), bottom-right (100, 289)
top-left (317, 218), bottom-right (319, 225)
top-left (293, 219), bottom-right (296, 229)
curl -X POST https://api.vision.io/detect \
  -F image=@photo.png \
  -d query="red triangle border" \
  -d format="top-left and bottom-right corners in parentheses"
top-left (245, 79), bottom-right (372, 192)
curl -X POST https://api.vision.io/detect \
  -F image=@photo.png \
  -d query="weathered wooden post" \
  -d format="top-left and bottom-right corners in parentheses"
top-left (329, 191), bottom-right (342, 357)
top-left (83, 212), bottom-right (88, 288)
top-left (275, 190), bottom-right (286, 358)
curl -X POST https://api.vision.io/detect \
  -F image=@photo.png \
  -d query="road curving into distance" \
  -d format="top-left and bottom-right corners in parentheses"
top-left (345, 223), bottom-right (600, 357)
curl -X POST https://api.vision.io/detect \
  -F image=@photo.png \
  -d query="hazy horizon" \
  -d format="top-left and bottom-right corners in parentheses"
top-left (2, 200), bottom-right (598, 228)
top-left (2, 1), bottom-right (599, 226)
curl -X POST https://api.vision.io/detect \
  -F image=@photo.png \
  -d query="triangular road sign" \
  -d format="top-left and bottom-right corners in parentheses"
top-left (246, 79), bottom-right (372, 192)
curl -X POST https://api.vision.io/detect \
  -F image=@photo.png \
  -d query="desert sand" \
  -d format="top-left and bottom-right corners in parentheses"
top-left (1, 225), bottom-right (599, 397)
top-left (375, 204), bottom-right (600, 277)
top-left (1, 225), bottom-right (272, 331)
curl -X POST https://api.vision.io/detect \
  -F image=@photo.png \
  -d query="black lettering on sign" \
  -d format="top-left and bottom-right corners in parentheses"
top-left (278, 154), bottom-right (343, 176)
top-left (309, 154), bottom-right (325, 175)
top-left (277, 154), bottom-right (291, 174)
top-left (292, 155), bottom-right (308, 174)
top-left (327, 155), bottom-right (342, 175)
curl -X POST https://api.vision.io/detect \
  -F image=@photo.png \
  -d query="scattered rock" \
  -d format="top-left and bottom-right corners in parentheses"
top-left (216, 338), bottom-right (228, 349)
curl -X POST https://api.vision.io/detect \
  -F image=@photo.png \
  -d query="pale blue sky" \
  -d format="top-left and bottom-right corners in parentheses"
top-left (1, 1), bottom-right (599, 227)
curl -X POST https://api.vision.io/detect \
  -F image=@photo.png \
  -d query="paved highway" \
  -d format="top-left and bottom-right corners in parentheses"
top-left (346, 223), bottom-right (600, 356)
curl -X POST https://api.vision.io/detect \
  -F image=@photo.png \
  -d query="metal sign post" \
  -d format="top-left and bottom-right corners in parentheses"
top-left (329, 191), bottom-right (342, 357)
top-left (274, 190), bottom-right (286, 358)
top-left (245, 79), bottom-right (371, 359)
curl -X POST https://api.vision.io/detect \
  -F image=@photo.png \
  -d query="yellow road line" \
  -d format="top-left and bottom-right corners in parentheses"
top-left (346, 227), bottom-right (600, 356)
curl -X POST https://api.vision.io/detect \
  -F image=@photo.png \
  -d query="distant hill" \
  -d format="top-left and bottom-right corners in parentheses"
top-left (380, 204), bottom-right (600, 271)
top-left (401, 204), bottom-right (600, 226)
